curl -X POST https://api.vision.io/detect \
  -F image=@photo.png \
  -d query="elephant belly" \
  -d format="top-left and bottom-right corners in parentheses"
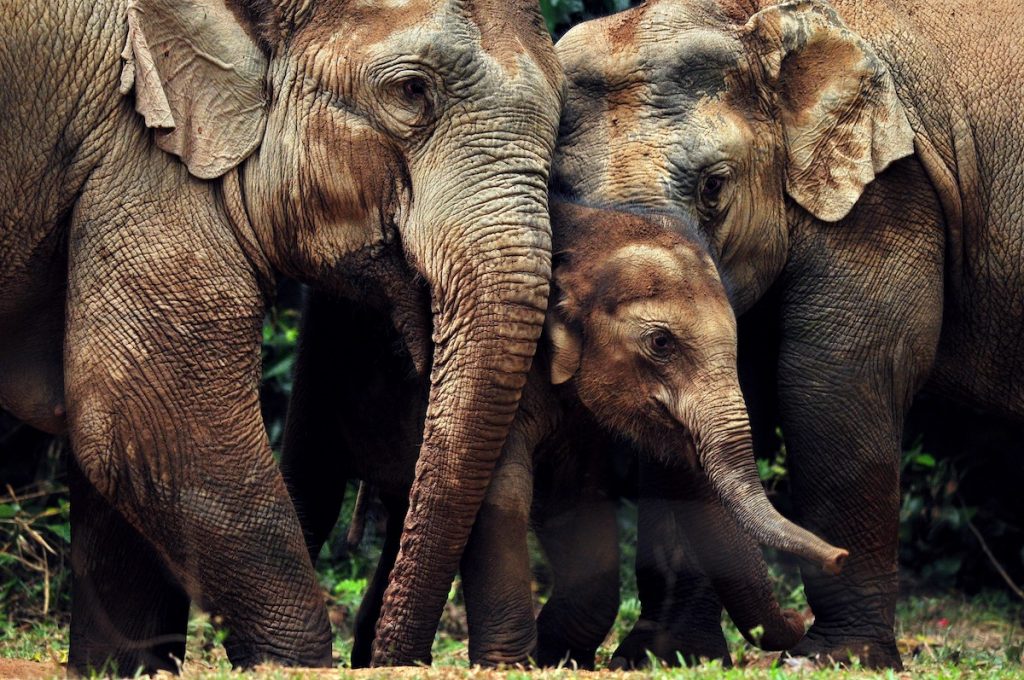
top-left (908, 0), bottom-right (1024, 420)
top-left (0, 295), bottom-right (67, 435)
top-left (929, 236), bottom-right (1024, 422)
top-left (337, 375), bottom-right (425, 495)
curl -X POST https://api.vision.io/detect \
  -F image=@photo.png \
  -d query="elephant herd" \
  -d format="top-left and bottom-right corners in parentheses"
top-left (0, 0), bottom-right (1020, 674)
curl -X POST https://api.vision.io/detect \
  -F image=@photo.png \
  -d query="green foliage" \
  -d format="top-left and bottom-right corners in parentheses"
top-left (0, 619), bottom-right (67, 663)
top-left (260, 306), bottom-right (301, 452)
top-left (261, 308), bottom-right (300, 391)
top-left (538, 0), bottom-right (635, 35)
top-left (756, 428), bottom-right (789, 492)
top-left (617, 497), bottom-right (639, 599)
top-left (900, 438), bottom-right (976, 586)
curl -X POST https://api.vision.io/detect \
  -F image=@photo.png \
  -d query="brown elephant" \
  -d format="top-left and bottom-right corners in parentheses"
top-left (281, 200), bottom-right (845, 667)
top-left (553, 0), bottom-right (1024, 668)
top-left (0, 0), bottom-right (562, 672)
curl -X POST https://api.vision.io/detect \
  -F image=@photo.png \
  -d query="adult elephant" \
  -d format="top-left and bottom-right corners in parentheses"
top-left (553, 0), bottom-right (1023, 668)
top-left (0, 0), bottom-right (561, 673)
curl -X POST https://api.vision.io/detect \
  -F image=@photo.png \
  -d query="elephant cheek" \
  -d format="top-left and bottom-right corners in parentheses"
top-left (248, 104), bottom-right (407, 283)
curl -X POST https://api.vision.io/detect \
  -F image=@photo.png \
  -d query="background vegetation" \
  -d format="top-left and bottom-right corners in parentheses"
top-left (2, 1), bottom-right (1023, 675)
top-left (539, 0), bottom-right (634, 34)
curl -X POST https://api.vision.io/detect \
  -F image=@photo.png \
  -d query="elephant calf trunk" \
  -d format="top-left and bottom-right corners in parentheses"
top-left (704, 443), bottom-right (849, 575)
top-left (686, 391), bottom-right (848, 575)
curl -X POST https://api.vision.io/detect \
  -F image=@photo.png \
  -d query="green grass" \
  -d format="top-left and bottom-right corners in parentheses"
top-left (3, 438), bottom-right (1021, 677)
top-left (2, 590), bottom-right (1020, 678)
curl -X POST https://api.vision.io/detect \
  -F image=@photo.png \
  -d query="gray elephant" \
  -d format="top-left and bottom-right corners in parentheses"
top-left (0, 0), bottom-right (562, 672)
top-left (282, 199), bottom-right (845, 667)
top-left (553, 0), bottom-right (1024, 668)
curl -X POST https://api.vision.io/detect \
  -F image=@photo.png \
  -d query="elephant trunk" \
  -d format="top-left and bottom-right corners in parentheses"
top-left (671, 373), bottom-right (847, 575)
top-left (372, 168), bottom-right (552, 665)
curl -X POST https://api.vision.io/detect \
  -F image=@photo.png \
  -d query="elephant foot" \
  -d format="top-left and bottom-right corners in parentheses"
top-left (471, 650), bottom-right (534, 669)
top-left (788, 627), bottom-right (903, 670)
top-left (534, 641), bottom-right (599, 670)
top-left (610, 618), bottom-right (730, 669)
top-left (68, 645), bottom-right (182, 677)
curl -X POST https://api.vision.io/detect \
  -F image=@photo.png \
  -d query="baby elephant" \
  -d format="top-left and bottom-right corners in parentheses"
top-left (281, 201), bottom-right (846, 667)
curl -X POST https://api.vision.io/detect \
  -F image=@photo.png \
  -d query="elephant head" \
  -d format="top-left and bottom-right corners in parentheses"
top-left (545, 201), bottom-right (847, 573)
top-left (119, 0), bottom-right (563, 664)
top-left (553, 0), bottom-right (914, 313)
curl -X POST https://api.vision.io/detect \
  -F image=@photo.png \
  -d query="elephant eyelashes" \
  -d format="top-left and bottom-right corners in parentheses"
top-left (697, 169), bottom-right (729, 216)
top-left (401, 77), bottom-right (428, 102)
top-left (384, 74), bottom-right (438, 130)
top-left (643, 327), bottom-right (676, 361)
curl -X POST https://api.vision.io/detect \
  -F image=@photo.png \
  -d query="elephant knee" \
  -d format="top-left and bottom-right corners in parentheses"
top-left (560, 571), bottom-right (620, 633)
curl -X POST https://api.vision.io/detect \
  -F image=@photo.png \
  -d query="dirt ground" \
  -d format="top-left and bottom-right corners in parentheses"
top-left (0, 658), bottom-right (62, 679)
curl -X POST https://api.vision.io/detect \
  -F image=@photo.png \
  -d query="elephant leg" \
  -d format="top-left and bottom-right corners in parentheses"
top-left (611, 457), bottom-right (728, 669)
top-left (280, 293), bottom-right (428, 666)
top-left (64, 183), bottom-right (331, 669)
top-left (281, 290), bottom-right (355, 561)
top-left (534, 433), bottom-right (619, 669)
top-left (777, 186), bottom-right (943, 669)
top-left (779, 349), bottom-right (906, 668)
top-left (460, 420), bottom-right (538, 667)
top-left (351, 493), bottom-right (406, 668)
top-left (68, 454), bottom-right (190, 675)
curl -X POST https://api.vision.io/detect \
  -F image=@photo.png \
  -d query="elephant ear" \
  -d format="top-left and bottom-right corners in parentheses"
top-left (546, 312), bottom-right (582, 386)
top-left (119, 0), bottom-right (268, 179)
top-left (746, 0), bottom-right (915, 222)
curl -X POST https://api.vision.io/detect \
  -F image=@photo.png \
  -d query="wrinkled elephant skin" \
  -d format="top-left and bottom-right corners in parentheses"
top-left (0, 0), bottom-right (561, 672)
top-left (554, 0), bottom-right (1024, 668)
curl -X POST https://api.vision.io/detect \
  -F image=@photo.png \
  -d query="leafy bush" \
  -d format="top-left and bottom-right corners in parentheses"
top-left (900, 439), bottom-right (973, 586)
top-left (900, 399), bottom-right (1024, 594)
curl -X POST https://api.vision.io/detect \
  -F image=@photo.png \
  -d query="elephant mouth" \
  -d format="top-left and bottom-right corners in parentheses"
top-left (649, 399), bottom-right (698, 467)
top-left (677, 429), bottom-right (699, 468)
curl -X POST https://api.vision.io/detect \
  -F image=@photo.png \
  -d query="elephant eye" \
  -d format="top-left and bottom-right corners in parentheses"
top-left (644, 328), bottom-right (676, 360)
top-left (701, 175), bottom-right (723, 204)
top-left (400, 76), bottom-right (429, 103)
top-left (381, 72), bottom-right (438, 132)
top-left (696, 165), bottom-right (732, 217)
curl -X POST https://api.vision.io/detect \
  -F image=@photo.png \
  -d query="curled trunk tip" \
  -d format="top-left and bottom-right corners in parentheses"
top-left (682, 391), bottom-right (849, 577)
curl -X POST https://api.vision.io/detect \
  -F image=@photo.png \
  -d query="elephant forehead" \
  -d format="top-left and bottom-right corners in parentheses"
top-left (595, 244), bottom-right (686, 305)
top-left (462, 0), bottom-right (560, 85)
top-left (610, 242), bottom-right (680, 269)
top-left (611, 242), bottom-right (718, 285)
top-left (303, 0), bottom-right (556, 85)
top-left (303, 0), bottom-right (439, 50)
top-left (665, 99), bottom-right (754, 176)
top-left (556, 6), bottom-right (744, 203)
top-left (561, 101), bottom-right (749, 211)
top-left (557, 0), bottom-right (741, 76)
